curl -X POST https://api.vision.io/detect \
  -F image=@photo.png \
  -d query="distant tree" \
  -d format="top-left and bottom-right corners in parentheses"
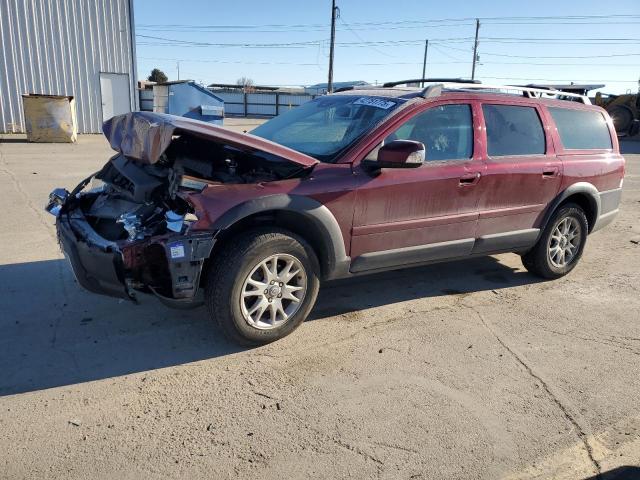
top-left (236, 76), bottom-right (255, 92)
top-left (148, 68), bottom-right (168, 83)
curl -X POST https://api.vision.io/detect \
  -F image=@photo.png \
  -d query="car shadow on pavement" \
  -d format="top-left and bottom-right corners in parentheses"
top-left (0, 259), bottom-right (244, 397)
top-left (0, 255), bottom-right (540, 396)
top-left (582, 466), bottom-right (640, 480)
top-left (311, 255), bottom-right (538, 320)
top-left (0, 136), bottom-right (30, 143)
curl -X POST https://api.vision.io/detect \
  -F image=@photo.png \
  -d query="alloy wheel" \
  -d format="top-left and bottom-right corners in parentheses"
top-left (239, 254), bottom-right (307, 329)
top-left (548, 217), bottom-right (581, 268)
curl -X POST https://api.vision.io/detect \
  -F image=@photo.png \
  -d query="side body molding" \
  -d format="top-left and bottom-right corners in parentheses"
top-left (538, 182), bottom-right (601, 235)
top-left (211, 194), bottom-right (351, 280)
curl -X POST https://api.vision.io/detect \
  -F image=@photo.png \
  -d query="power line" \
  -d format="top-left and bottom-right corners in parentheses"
top-left (485, 52), bottom-right (640, 59)
top-left (431, 44), bottom-right (467, 62)
top-left (339, 16), bottom-right (396, 58)
top-left (136, 34), bottom-right (320, 47)
top-left (137, 56), bottom-right (637, 68)
top-left (345, 14), bottom-right (640, 23)
top-left (137, 19), bottom-right (640, 29)
top-left (481, 36), bottom-right (640, 41)
top-left (481, 62), bottom-right (637, 66)
top-left (136, 33), bottom-right (475, 47)
top-left (436, 44), bottom-right (640, 59)
top-left (137, 34), bottom-right (640, 49)
top-left (134, 14), bottom-right (640, 41)
top-left (136, 22), bottom-right (477, 34)
top-left (135, 14), bottom-right (640, 30)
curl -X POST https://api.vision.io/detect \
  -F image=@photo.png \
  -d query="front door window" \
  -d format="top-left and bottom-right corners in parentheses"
top-left (385, 104), bottom-right (474, 162)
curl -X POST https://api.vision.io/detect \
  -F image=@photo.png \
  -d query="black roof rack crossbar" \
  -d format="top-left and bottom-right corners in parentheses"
top-left (382, 78), bottom-right (480, 88)
top-left (333, 86), bottom-right (356, 93)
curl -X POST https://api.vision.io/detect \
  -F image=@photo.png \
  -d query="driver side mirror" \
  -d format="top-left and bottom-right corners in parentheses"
top-left (365, 140), bottom-right (425, 169)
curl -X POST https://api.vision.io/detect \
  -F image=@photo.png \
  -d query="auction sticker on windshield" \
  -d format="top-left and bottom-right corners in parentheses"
top-left (353, 97), bottom-right (396, 109)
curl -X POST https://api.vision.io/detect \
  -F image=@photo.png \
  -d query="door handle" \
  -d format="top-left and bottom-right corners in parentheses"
top-left (542, 167), bottom-right (559, 178)
top-left (459, 172), bottom-right (481, 186)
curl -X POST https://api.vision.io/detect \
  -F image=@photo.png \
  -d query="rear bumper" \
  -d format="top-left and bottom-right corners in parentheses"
top-left (592, 187), bottom-right (622, 233)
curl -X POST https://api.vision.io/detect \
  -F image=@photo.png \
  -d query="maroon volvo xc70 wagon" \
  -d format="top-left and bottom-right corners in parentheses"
top-left (47, 80), bottom-right (624, 344)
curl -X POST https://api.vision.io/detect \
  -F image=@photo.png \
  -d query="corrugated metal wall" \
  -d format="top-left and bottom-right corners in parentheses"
top-left (0, 0), bottom-right (137, 133)
top-left (210, 90), bottom-right (316, 117)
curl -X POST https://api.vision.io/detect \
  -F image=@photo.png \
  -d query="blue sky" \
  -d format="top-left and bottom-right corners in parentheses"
top-left (134, 0), bottom-right (639, 94)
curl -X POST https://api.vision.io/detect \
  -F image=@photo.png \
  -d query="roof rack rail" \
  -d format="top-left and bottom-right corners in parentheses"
top-left (518, 83), bottom-right (605, 96)
top-left (420, 82), bottom-right (592, 104)
top-left (382, 78), bottom-right (480, 88)
top-left (333, 85), bottom-right (358, 93)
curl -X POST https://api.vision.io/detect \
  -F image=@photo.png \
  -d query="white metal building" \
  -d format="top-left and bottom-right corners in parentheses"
top-left (0, 0), bottom-right (137, 133)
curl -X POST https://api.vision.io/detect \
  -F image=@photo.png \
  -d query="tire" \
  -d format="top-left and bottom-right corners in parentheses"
top-left (521, 203), bottom-right (588, 279)
top-left (205, 228), bottom-right (320, 345)
top-left (608, 105), bottom-right (634, 136)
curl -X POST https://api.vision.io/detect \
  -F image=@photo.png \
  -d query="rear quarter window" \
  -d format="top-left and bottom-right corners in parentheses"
top-left (548, 107), bottom-right (612, 150)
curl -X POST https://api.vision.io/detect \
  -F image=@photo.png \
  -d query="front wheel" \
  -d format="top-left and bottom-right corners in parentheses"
top-left (205, 228), bottom-right (320, 345)
top-left (521, 203), bottom-right (588, 279)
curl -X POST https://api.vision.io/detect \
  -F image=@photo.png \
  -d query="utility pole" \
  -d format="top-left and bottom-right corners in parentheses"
top-left (176, 61), bottom-right (180, 81)
top-left (471, 18), bottom-right (480, 80)
top-left (327, 0), bottom-right (338, 93)
top-left (421, 40), bottom-right (429, 87)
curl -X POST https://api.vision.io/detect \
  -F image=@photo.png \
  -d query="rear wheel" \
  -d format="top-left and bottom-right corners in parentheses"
top-left (205, 228), bottom-right (320, 345)
top-left (521, 204), bottom-right (588, 279)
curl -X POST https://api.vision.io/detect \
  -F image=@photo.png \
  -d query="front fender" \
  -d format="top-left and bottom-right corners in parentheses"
top-left (211, 194), bottom-right (351, 280)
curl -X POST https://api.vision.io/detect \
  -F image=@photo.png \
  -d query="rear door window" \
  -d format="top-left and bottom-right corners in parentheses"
top-left (385, 104), bottom-right (473, 161)
top-left (482, 104), bottom-right (545, 156)
top-left (548, 107), bottom-right (612, 150)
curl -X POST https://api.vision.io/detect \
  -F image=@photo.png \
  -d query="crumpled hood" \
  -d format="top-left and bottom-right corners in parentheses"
top-left (102, 112), bottom-right (319, 168)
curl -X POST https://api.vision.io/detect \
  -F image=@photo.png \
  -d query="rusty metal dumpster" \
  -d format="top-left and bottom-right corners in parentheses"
top-left (21, 94), bottom-right (78, 143)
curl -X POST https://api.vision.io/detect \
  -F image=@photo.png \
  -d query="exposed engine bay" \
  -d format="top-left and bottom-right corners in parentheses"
top-left (78, 133), bottom-right (307, 242)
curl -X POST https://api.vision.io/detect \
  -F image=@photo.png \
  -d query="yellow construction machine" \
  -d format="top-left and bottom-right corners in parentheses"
top-left (525, 81), bottom-right (640, 137)
top-left (595, 82), bottom-right (640, 137)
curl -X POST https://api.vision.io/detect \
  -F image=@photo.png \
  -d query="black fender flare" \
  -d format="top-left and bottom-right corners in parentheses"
top-left (539, 182), bottom-right (601, 235)
top-left (211, 194), bottom-right (351, 280)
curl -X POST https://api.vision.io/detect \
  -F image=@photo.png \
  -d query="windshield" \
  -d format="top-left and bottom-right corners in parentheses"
top-left (251, 95), bottom-right (403, 162)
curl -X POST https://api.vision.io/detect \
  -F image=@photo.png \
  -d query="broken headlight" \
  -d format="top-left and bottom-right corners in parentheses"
top-left (45, 188), bottom-right (70, 217)
top-left (165, 210), bottom-right (198, 234)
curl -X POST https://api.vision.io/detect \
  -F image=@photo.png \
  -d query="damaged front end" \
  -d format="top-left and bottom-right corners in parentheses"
top-left (47, 163), bottom-right (215, 306)
top-left (46, 112), bottom-right (317, 306)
